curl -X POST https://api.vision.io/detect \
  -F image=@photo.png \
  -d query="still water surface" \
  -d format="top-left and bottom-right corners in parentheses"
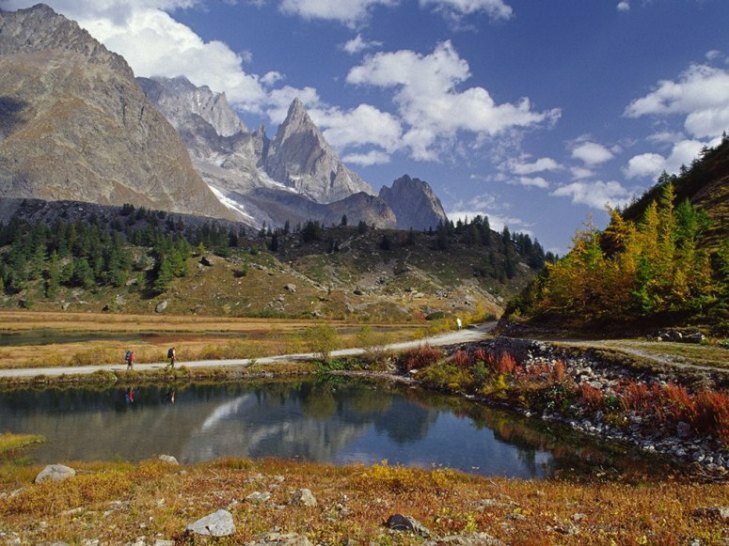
top-left (0, 379), bottom-right (665, 478)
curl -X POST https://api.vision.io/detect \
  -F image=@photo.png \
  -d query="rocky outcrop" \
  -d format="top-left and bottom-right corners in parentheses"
top-left (245, 188), bottom-right (397, 229)
top-left (264, 99), bottom-right (374, 203)
top-left (34, 464), bottom-right (75, 483)
top-left (0, 5), bottom-right (236, 221)
top-left (379, 175), bottom-right (448, 231)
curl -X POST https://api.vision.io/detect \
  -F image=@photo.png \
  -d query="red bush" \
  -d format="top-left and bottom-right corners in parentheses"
top-left (663, 383), bottom-right (697, 423)
top-left (400, 345), bottom-right (443, 372)
top-left (495, 352), bottom-right (517, 374)
top-left (451, 349), bottom-right (471, 369)
top-left (552, 359), bottom-right (567, 383)
top-left (693, 390), bottom-right (729, 445)
top-left (579, 382), bottom-right (604, 410)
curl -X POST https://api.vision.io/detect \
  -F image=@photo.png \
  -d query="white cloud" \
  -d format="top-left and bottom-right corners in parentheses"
top-left (624, 139), bottom-right (705, 179)
top-left (347, 41), bottom-right (559, 160)
top-left (551, 180), bottom-right (635, 209)
top-left (261, 71), bottom-right (284, 86)
top-left (342, 33), bottom-right (382, 54)
top-left (625, 64), bottom-right (729, 139)
top-left (312, 104), bottom-right (403, 152)
top-left (279, 0), bottom-right (396, 26)
top-left (448, 210), bottom-right (528, 233)
top-left (570, 166), bottom-right (594, 180)
top-left (570, 141), bottom-right (614, 166)
top-left (617, 1), bottom-right (630, 12)
top-left (513, 176), bottom-right (549, 189)
top-left (509, 156), bottom-right (562, 175)
top-left (419, 0), bottom-right (513, 21)
top-left (706, 49), bottom-right (722, 61)
top-left (342, 150), bottom-right (391, 165)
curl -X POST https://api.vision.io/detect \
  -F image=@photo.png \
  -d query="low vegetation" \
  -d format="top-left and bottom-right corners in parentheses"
top-left (0, 433), bottom-right (45, 455)
top-left (1, 457), bottom-right (728, 545)
top-left (400, 346), bottom-right (729, 446)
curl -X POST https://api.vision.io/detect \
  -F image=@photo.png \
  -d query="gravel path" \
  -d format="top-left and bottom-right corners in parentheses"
top-left (0, 322), bottom-right (497, 379)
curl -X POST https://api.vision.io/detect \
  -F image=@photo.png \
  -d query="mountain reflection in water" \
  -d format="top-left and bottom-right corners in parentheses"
top-left (0, 379), bottom-right (669, 479)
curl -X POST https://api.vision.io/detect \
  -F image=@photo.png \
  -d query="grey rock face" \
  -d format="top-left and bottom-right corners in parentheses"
top-left (138, 76), bottom-right (247, 138)
top-left (35, 464), bottom-right (75, 484)
top-left (0, 5), bottom-right (235, 221)
top-left (186, 509), bottom-right (236, 537)
top-left (158, 454), bottom-right (179, 465)
top-left (264, 99), bottom-right (374, 203)
top-left (379, 175), bottom-right (448, 231)
top-left (289, 488), bottom-right (317, 507)
top-left (423, 533), bottom-right (505, 546)
top-left (386, 514), bottom-right (430, 537)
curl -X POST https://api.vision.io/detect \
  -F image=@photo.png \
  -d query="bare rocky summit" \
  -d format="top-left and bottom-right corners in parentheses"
top-left (264, 98), bottom-right (374, 203)
top-left (0, 4), bottom-right (235, 221)
top-left (379, 175), bottom-right (448, 230)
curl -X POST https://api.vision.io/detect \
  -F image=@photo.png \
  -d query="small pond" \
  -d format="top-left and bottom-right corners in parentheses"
top-left (0, 379), bottom-right (669, 479)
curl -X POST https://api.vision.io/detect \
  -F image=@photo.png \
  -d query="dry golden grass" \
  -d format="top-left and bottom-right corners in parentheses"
top-left (0, 312), bottom-right (425, 369)
top-left (0, 458), bottom-right (727, 544)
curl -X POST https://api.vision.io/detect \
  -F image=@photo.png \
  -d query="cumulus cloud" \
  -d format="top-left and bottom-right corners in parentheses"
top-left (342, 150), bottom-right (391, 165)
top-left (279, 0), bottom-right (396, 26)
top-left (624, 139), bottom-right (706, 179)
top-left (312, 104), bottom-right (403, 153)
top-left (571, 166), bottom-right (594, 180)
top-left (341, 33), bottom-right (382, 54)
top-left (508, 156), bottom-right (562, 175)
top-left (551, 180), bottom-right (635, 209)
top-left (570, 141), bottom-right (614, 166)
top-left (419, 0), bottom-right (513, 21)
top-left (617, 1), bottom-right (630, 12)
top-left (625, 64), bottom-right (729, 139)
top-left (347, 41), bottom-right (560, 160)
top-left (513, 176), bottom-right (549, 188)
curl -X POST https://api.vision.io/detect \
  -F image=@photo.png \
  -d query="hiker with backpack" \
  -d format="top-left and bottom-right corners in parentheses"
top-left (167, 346), bottom-right (176, 369)
top-left (125, 350), bottom-right (135, 370)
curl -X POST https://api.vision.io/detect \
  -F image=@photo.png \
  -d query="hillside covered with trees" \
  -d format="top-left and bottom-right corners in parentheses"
top-left (0, 201), bottom-right (547, 320)
top-left (506, 137), bottom-right (729, 335)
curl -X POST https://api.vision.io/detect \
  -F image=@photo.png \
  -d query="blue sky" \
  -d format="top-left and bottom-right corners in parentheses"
top-left (2, 0), bottom-right (728, 252)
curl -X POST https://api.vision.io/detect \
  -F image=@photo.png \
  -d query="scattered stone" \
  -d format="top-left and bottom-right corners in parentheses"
top-left (158, 455), bottom-right (179, 465)
top-left (386, 514), bottom-right (430, 537)
top-left (692, 506), bottom-right (729, 522)
top-left (245, 532), bottom-right (313, 546)
top-left (353, 289), bottom-right (364, 296)
top-left (246, 491), bottom-right (271, 504)
top-left (185, 509), bottom-right (236, 537)
top-left (153, 540), bottom-right (175, 546)
top-left (115, 294), bottom-right (126, 306)
top-left (284, 283), bottom-right (297, 293)
top-left (155, 300), bottom-right (168, 313)
top-left (200, 256), bottom-right (214, 267)
top-left (289, 488), bottom-right (317, 507)
top-left (35, 464), bottom-right (75, 484)
top-left (676, 421), bottom-right (693, 439)
top-left (61, 302), bottom-right (71, 311)
top-left (423, 533), bottom-right (504, 546)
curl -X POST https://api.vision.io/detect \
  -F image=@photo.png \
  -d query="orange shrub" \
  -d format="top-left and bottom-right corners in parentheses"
top-left (579, 382), bottom-right (604, 410)
top-left (693, 390), bottom-right (729, 445)
top-left (552, 359), bottom-right (567, 383)
top-left (663, 383), bottom-right (697, 423)
top-left (451, 349), bottom-right (471, 369)
top-left (399, 346), bottom-right (443, 372)
top-left (495, 352), bottom-right (517, 374)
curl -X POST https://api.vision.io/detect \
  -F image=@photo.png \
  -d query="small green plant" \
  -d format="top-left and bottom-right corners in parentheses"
top-left (304, 323), bottom-right (339, 364)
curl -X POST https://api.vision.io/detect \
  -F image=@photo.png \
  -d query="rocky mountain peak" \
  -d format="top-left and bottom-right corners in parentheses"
top-left (265, 98), bottom-right (374, 203)
top-left (379, 175), bottom-right (448, 230)
top-left (137, 75), bottom-right (247, 137)
top-left (0, 4), bottom-right (133, 79)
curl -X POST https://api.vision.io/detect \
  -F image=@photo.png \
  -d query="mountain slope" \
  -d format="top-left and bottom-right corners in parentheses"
top-left (0, 5), bottom-right (235, 221)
